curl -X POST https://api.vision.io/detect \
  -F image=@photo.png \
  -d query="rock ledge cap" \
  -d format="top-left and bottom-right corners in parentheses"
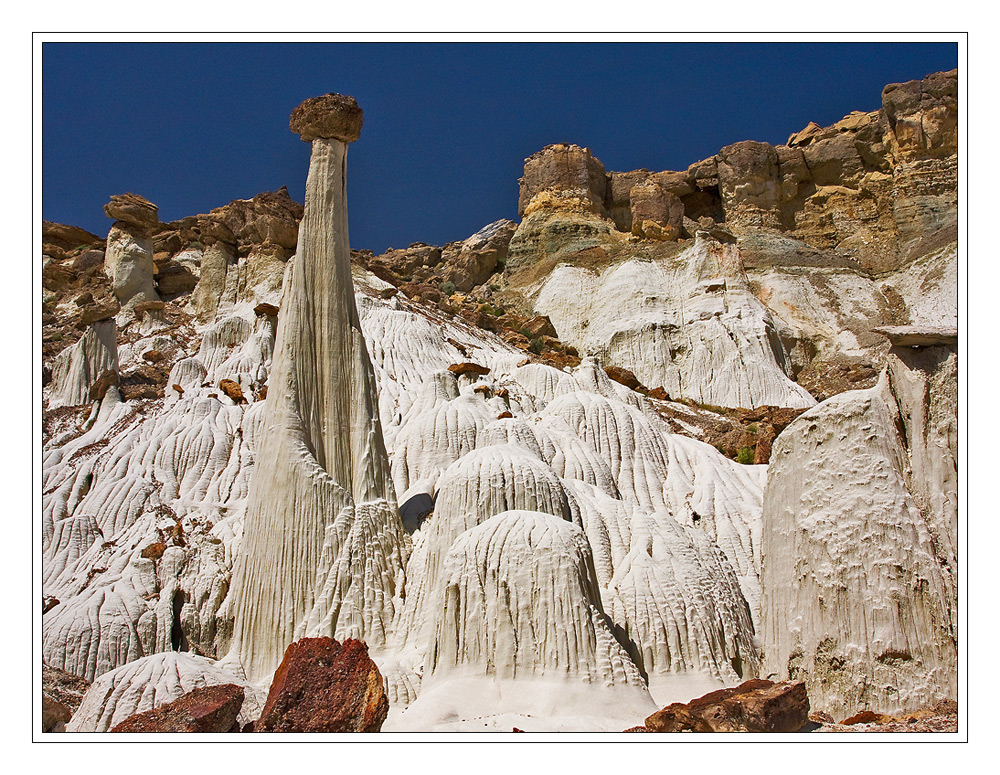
top-left (873, 326), bottom-right (958, 348)
top-left (290, 93), bottom-right (363, 143)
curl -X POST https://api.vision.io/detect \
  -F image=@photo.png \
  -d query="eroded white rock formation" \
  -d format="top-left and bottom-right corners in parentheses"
top-left (226, 94), bottom-right (408, 683)
top-left (47, 319), bottom-right (119, 409)
top-left (532, 233), bottom-right (816, 410)
top-left (760, 330), bottom-right (957, 717)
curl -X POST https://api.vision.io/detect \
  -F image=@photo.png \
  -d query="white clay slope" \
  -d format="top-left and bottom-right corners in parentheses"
top-left (532, 234), bottom-right (816, 410)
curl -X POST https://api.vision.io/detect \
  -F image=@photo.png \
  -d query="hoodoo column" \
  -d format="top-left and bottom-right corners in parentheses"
top-left (228, 94), bottom-right (407, 683)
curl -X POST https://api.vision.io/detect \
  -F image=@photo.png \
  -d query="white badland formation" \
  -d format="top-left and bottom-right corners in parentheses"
top-left (42, 74), bottom-right (959, 732)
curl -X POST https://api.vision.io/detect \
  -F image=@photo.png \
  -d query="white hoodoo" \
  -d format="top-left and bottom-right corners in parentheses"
top-left (227, 94), bottom-right (407, 682)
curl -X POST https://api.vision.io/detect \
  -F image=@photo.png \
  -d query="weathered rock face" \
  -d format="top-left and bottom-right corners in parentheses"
top-left (43, 221), bottom-right (103, 253)
top-left (643, 679), bottom-right (809, 732)
top-left (190, 242), bottom-right (235, 322)
top-left (207, 187), bottom-right (303, 257)
top-left (426, 510), bottom-right (645, 686)
top-left (760, 331), bottom-right (957, 718)
top-left (629, 180), bottom-right (684, 240)
top-left (227, 94), bottom-right (407, 683)
top-left (503, 71), bottom-right (957, 406)
top-left (529, 234), bottom-right (816, 409)
top-left (104, 193), bottom-right (159, 236)
top-left (256, 638), bottom-right (388, 732)
top-left (717, 141), bottom-right (781, 230)
top-left (518, 143), bottom-right (608, 217)
top-left (110, 683), bottom-right (244, 732)
top-left (881, 69), bottom-right (958, 163)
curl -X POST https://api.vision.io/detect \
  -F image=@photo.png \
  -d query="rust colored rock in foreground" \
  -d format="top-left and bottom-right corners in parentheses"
top-left (256, 638), bottom-right (389, 733)
top-left (110, 684), bottom-right (245, 732)
top-left (643, 679), bottom-right (809, 733)
top-left (448, 362), bottom-right (490, 377)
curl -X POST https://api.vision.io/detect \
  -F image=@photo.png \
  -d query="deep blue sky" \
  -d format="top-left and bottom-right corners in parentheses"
top-left (42, 42), bottom-right (957, 253)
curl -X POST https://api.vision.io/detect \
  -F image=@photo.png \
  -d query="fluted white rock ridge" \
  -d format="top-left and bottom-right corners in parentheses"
top-left (227, 95), bottom-right (407, 682)
top-left (427, 510), bottom-right (645, 686)
top-left (761, 339), bottom-right (957, 717)
top-left (48, 319), bottom-right (119, 408)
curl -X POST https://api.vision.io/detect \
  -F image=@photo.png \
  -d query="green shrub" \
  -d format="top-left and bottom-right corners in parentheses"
top-left (736, 447), bottom-right (755, 465)
top-left (747, 423), bottom-right (759, 434)
top-left (440, 280), bottom-right (456, 296)
top-left (529, 337), bottom-right (544, 354)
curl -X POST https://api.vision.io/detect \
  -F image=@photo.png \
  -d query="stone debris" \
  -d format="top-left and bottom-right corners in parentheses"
top-left (110, 684), bottom-right (244, 732)
top-left (255, 638), bottom-right (388, 733)
top-left (642, 680), bottom-right (810, 733)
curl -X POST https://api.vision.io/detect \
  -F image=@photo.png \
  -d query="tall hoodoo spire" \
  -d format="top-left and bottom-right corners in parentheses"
top-left (228, 94), bottom-right (407, 682)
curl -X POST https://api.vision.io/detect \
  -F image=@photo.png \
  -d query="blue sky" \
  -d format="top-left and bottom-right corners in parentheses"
top-left (42, 42), bottom-right (958, 253)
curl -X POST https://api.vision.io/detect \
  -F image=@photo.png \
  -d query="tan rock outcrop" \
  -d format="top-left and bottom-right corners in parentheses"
top-left (518, 143), bottom-right (608, 217)
top-left (104, 193), bottom-right (159, 236)
top-left (629, 179), bottom-right (684, 240)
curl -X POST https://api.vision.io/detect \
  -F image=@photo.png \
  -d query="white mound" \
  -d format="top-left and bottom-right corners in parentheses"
top-left (67, 652), bottom-right (260, 732)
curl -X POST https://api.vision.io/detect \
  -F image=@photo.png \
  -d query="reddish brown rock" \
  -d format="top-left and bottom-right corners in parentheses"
top-left (142, 350), bottom-right (167, 364)
top-left (496, 411), bottom-right (513, 419)
top-left (522, 315), bottom-right (557, 339)
top-left (448, 362), bottom-right (490, 378)
top-left (42, 595), bottom-right (60, 614)
top-left (254, 302), bottom-right (280, 317)
top-left (841, 710), bottom-right (894, 725)
top-left (644, 680), bottom-right (809, 733)
top-left (604, 365), bottom-right (643, 392)
top-left (42, 261), bottom-right (74, 292)
top-left (104, 193), bottom-right (159, 235)
top-left (218, 379), bottom-right (246, 403)
top-left (140, 542), bottom-right (167, 560)
top-left (43, 221), bottom-right (103, 252)
top-left (42, 693), bottom-right (72, 732)
top-left (88, 370), bottom-right (120, 402)
top-left (79, 303), bottom-right (119, 326)
top-left (110, 684), bottom-right (245, 733)
top-left (290, 93), bottom-right (364, 143)
top-left (256, 638), bottom-right (389, 733)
